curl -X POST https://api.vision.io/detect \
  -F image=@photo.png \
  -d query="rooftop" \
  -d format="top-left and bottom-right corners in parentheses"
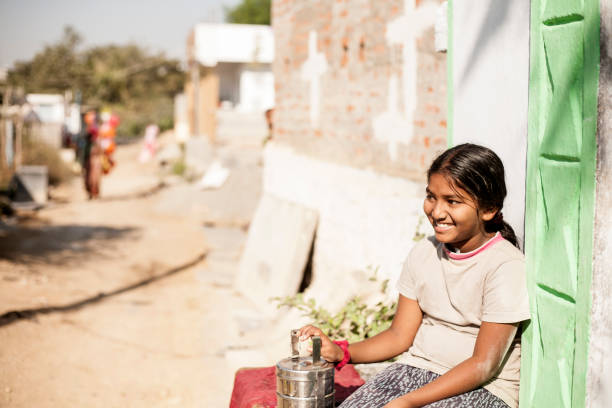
top-left (191, 23), bottom-right (274, 67)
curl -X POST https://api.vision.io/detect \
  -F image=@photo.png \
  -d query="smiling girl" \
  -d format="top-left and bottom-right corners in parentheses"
top-left (299, 144), bottom-right (530, 408)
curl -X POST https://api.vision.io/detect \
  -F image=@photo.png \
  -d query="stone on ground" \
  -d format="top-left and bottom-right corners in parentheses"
top-left (235, 194), bottom-right (318, 317)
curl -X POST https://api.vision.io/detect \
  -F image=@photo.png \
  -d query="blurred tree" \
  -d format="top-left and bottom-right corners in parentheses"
top-left (225, 0), bottom-right (271, 25)
top-left (8, 26), bottom-right (185, 138)
top-left (81, 44), bottom-right (184, 105)
top-left (9, 26), bottom-right (85, 93)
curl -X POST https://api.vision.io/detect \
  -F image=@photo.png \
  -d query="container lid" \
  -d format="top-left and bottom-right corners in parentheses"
top-left (278, 331), bottom-right (334, 373)
top-left (277, 356), bottom-right (334, 373)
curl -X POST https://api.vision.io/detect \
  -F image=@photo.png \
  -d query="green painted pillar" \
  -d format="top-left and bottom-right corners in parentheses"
top-left (520, 0), bottom-right (599, 407)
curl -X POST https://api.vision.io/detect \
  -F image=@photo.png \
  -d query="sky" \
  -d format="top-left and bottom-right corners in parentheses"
top-left (0, 0), bottom-right (241, 69)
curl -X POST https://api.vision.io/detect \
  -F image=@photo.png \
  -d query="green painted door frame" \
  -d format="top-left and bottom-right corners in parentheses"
top-left (520, 1), bottom-right (599, 407)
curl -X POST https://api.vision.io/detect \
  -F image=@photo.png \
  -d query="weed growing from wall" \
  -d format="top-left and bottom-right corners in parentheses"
top-left (272, 218), bottom-right (427, 343)
top-left (272, 268), bottom-right (396, 343)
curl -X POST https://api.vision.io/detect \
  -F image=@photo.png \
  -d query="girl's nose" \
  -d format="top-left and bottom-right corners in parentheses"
top-left (431, 201), bottom-right (446, 219)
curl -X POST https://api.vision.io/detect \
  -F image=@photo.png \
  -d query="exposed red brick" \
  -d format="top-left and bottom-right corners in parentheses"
top-left (425, 104), bottom-right (440, 113)
top-left (359, 37), bottom-right (366, 61)
top-left (341, 54), bottom-right (349, 67)
top-left (273, 0), bottom-right (447, 179)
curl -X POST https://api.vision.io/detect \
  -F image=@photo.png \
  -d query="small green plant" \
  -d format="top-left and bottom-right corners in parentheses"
top-left (158, 116), bottom-right (174, 132)
top-left (22, 136), bottom-right (74, 186)
top-left (171, 160), bottom-right (186, 176)
top-left (272, 268), bottom-right (397, 343)
top-left (413, 215), bottom-right (427, 242)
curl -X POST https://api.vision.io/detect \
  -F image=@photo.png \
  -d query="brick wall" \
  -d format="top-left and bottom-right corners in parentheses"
top-left (272, 0), bottom-right (447, 181)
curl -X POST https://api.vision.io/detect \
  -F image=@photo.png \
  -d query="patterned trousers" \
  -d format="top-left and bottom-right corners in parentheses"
top-left (338, 364), bottom-right (510, 408)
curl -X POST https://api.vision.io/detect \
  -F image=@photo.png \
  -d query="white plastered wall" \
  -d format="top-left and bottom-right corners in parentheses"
top-left (263, 144), bottom-right (428, 311)
top-left (452, 0), bottom-right (530, 247)
top-left (238, 68), bottom-right (275, 112)
top-left (587, 1), bottom-right (612, 405)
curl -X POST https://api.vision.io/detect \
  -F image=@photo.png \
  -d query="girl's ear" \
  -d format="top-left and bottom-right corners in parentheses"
top-left (480, 208), bottom-right (498, 222)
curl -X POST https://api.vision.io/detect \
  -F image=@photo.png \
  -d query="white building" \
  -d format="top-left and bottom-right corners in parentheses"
top-left (25, 94), bottom-right (65, 148)
top-left (182, 23), bottom-right (274, 142)
top-left (24, 93), bottom-right (81, 149)
top-left (194, 23), bottom-right (274, 112)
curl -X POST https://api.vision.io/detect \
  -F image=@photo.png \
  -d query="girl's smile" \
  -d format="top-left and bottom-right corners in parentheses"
top-left (424, 173), bottom-right (496, 253)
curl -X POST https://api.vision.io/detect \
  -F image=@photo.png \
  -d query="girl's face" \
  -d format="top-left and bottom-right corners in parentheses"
top-left (423, 172), bottom-right (496, 253)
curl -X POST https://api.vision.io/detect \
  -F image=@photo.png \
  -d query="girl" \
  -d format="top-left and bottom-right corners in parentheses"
top-left (299, 144), bottom-right (530, 408)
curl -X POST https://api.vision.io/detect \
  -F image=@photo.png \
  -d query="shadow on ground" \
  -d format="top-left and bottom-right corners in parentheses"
top-left (98, 182), bottom-right (166, 202)
top-left (0, 224), bottom-right (140, 265)
top-left (0, 251), bottom-right (207, 328)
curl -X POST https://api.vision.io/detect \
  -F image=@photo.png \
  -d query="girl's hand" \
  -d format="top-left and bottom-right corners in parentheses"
top-left (297, 325), bottom-right (344, 363)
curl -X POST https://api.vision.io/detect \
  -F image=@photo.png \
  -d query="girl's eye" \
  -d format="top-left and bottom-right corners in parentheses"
top-left (448, 200), bottom-right (460, 205)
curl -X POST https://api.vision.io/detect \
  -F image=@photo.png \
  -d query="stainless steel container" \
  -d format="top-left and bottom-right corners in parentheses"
top-left (276, 330), bottom-right (335, 407)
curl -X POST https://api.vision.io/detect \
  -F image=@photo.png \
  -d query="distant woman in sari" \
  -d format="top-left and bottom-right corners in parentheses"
top-left (83, 111), bottom-right (102, 199)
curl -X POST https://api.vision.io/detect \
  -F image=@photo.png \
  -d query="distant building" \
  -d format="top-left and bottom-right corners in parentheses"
top-left (23, 93), bottom-right (81, 149)
top-left (182, 23), bottom-right (274, 141)
top-left (25, 94), bottom-right (65, 149)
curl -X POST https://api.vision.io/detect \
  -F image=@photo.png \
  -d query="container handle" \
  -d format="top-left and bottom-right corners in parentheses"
top-left (290, 329), bottom-right (299, 361)
top-left (312, 336), bottom-right (321, 364)
top-left (290, 330), bottom-right (322, 365)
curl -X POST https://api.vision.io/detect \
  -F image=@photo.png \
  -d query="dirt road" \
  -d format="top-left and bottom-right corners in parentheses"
top-left (0, 132), bottom-right (263, 407)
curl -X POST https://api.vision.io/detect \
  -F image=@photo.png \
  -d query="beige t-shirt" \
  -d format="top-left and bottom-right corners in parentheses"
top-left (396, 234), bottom-right (530, 408)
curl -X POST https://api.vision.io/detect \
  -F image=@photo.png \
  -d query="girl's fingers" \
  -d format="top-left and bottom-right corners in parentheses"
top-left (298, 325), bottom-right (323, 340)
top-left (295, 327), bottom-right (341, 362)
top-left (297, 325), bottom-right (312, 337)
top-left (297, 326), bottom-right (309, 339)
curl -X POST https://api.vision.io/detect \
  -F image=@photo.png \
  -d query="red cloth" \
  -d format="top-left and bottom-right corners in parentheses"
top-left (334, 364), bottom-right (366, 402)
top-left (230, 364), bottom-right (365, 408)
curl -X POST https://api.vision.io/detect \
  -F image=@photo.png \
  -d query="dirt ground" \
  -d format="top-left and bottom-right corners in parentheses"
top-left (0, 132), bottom-right (264, 407)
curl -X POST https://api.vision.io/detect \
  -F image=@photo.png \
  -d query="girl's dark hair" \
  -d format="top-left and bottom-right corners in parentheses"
top-left (427, 143), bottom-right (519, 248)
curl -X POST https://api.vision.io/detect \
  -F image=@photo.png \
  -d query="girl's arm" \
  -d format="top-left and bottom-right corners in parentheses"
top-left (298, 294), bottom-right (423, 363)
top-left (384, 321), bottom-right (519, 408)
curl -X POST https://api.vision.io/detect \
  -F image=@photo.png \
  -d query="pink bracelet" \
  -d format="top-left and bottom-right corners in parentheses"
top-left (333, 340), bottom-right (350, 369)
